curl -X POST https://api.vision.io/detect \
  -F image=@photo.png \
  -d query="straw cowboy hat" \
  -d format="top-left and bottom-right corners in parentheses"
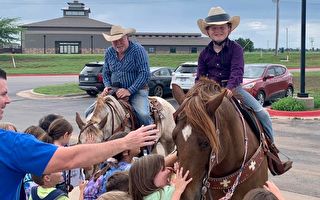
top-left (102, 25), bottom-right (136, 42)
top-left (197, 7), bottom-right (240, 36)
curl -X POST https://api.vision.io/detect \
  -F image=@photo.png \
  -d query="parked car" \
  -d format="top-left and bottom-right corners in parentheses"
top-left (170, 62), bottom-right (198, 90)
top-left (148, 67), bottom-right (173, 97)
top-left (79, 62), bottom-right (173, 98)
top-left (242, 63), bottom-right (294, 105)
top-left (79, 61), bottom-right (104, 96)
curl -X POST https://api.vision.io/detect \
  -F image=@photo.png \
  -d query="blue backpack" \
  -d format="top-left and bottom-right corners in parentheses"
top-left (30, 186), bottom-right (67, 200)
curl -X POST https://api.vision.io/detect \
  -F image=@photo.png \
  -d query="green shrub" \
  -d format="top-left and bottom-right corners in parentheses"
top-left (271, 97), bottom-right (305, 111)
top-left (314, 98), bottom-right (320, 109)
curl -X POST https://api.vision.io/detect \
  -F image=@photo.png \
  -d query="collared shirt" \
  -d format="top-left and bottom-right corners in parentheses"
top-left (196, 39), bottom-right (244, 89)
top-left (103, 41), bottom-right (150, 94)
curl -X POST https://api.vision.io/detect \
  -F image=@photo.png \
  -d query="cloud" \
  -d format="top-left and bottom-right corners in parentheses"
top-left (247, 21), bottom-right (268, 30)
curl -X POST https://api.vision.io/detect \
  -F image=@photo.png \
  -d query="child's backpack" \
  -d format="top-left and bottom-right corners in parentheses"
top-left (30, 186), bottom-right (67, 200)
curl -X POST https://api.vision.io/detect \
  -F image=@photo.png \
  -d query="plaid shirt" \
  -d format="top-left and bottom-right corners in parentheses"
top-left (103, 41), bottom-right (150, 94)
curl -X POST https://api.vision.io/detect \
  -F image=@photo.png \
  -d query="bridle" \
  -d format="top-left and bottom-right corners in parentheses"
top-left (77, 98), bottom-right (132, 144)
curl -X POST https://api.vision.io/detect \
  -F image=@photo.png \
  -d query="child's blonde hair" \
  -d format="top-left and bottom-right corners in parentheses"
top-left (0, 122), bottom-right (17, 132)
top-left (98, 191), bottom-right (131, 200)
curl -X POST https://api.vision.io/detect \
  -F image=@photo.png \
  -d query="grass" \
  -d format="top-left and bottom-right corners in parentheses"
top-left (1, 51), bottom-right (320, 74)
top-left (1, 53), bottom-right (319, 109)
top-left (33, 83), bottom-right (85, 96)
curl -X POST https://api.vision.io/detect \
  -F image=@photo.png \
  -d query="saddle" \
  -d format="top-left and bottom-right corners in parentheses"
top-left (232, 97), bottom-right (292, 176)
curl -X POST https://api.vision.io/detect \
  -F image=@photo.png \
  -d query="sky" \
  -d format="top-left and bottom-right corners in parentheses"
top-left (1, 0), bottom-right (320, 49)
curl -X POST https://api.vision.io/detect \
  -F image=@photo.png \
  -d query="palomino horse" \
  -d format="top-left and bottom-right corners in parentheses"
top-left (172, 78), bottom-right (268, 200)
top-left (76, 94), bottom-right (176, 156)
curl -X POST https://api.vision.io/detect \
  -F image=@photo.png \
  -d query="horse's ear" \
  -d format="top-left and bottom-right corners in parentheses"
top-left (98, 113), bottom-right (109, 130)
top-left (206, 90), bottom-right (226, 115)
top-left (76, 112), bottom-right (85, 130)
top-left (172, 83), bottom-right (186, 105)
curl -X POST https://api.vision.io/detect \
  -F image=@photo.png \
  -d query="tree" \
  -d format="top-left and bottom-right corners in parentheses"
top-left (235, 38), bottom-right (254, 52)
top-left (0, 17), bottom-right (22, 45)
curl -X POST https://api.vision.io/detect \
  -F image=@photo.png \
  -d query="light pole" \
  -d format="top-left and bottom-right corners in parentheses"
top-left (273, 0), bottom-right (280, 56)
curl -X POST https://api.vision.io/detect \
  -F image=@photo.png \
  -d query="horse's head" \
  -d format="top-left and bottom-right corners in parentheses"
top-left (76, 95), bottom-right (131, 145)
top-left (76, 95), bottom-right (109, 144)
top-left (172, 78), bottom-right (227, 199)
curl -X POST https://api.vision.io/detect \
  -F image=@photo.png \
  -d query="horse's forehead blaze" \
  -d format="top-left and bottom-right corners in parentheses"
top-left (182, 124), bottom-right (192, 142)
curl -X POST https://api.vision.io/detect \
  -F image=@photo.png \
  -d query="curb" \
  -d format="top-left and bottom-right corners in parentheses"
top-left (266, 108), bottom-right (320, 119)
top-left (16, 89), bottom-right (86, 100)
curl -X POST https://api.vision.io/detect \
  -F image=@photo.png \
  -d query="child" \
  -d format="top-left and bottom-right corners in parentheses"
top-left (48, 118), bottom-right (74, 193)
top-left (84, 131), bottom-right (140, 199)
top-left (23, 125), bottom-right (52, 199)
top-left (105, 171), bottom-right (129, 192)
top-left (0, 121), bottom-right (17, 132)
top-left (129, 154), bottom-right (192, 200)
top-left (243, 181), bottom-right (285, 200)
top-left (97, 191), bottom-right (131, 200)
top-left (30, 173), bottom-right (87, 200)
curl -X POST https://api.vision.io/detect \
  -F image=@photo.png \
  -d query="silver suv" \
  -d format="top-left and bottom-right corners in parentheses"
top-left (170, 62), bottom-right (198, 90)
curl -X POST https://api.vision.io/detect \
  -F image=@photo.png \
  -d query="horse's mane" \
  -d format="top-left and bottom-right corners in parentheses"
top-left (90, 95), bottom-right (126, 123)
top-left (183, 77), bottom-right (224, 153)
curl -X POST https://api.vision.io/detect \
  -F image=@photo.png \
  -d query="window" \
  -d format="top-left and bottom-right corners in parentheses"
top-left (170, 47), bottom-right (176, 53)
top-left (191, 47), bottom-right (197, 53)
top-left (56, 42), bottom-right (81, 54)
top-left (148, 47), bottom-right (155, 53)
top-left (267, 67), bottom-right (276, 76)
top-left (159, 69), bottom-right (170, 76)
top-left (65, 11), bottom-right (85, 16)
top-left (274, 66), bottom-right (285, 76)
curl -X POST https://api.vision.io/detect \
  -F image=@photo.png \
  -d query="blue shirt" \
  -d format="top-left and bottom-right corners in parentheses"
top-left (0, 130), bottom-right (58, 200)
top-left (103, 41), bottom-right (150, 94)
top-left (196, 39), bottom-right (244, 89)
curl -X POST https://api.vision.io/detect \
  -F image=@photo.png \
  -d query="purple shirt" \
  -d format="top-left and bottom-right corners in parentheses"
top-left (196, 39), bottom-right (244, 89)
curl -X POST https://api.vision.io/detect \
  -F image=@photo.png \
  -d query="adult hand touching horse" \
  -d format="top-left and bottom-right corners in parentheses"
top-left (101, 86), bottom-right (112, 96)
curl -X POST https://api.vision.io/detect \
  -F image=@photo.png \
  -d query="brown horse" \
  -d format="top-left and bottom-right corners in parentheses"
top-left (172, 78), bottom-right (268, 200)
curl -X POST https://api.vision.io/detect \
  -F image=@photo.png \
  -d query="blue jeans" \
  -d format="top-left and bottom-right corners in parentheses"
top-left (130, 89), bottom-right (153, 126)
top-left (234, 86), bottom-right (274, 142)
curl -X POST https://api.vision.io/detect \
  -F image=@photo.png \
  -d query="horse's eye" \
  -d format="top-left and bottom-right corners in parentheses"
top-left (198, 138), bottom-right (210, 150)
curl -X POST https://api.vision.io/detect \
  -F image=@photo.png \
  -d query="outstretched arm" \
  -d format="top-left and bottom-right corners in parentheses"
top-left (44, 125), bottom-right (158, 174)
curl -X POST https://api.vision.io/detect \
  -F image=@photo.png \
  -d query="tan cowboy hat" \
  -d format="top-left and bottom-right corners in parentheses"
top-left (102, 25), bottom-right (136, 42)
top-left (197, 6), bottom-right (240, 36)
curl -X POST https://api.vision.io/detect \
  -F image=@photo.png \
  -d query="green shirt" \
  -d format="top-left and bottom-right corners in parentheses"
top-left (29, 187), bottom-right (69, 200)
top-left (144, 185), bottom-right (175, 200)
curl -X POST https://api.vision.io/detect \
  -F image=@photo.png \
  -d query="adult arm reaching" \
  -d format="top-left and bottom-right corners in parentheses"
top-left (44, 124), bottom-right (158, 174)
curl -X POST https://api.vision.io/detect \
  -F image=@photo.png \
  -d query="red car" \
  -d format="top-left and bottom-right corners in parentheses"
top-left (242, 63), bottom-right (294, 105)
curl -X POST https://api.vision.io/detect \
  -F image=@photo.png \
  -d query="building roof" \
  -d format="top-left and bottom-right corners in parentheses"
top-left (21, 17), bottom-right (112, 28)
top-left (133, 36), bottom-right (211, 46)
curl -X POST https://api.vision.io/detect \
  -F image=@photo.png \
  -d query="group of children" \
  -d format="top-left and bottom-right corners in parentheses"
top-left (0, 113), bottom-right (285, 200)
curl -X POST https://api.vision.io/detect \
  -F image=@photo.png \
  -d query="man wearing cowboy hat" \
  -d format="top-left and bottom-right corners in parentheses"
top-left (101, 25), bottom-right (153, 127)
top-left (196, 6), bottom-right (292, 174)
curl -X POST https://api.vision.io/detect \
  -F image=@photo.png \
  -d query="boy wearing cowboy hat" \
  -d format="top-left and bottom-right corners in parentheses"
top-left (101, 25), bottom-right (153, 127)
top-left (196, 6), bottom-right (292, 174)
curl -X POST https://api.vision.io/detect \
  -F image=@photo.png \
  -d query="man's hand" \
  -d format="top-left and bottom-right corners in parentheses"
top-left (101, 87), bottom-right (111, 96)
top-left (124, 124), bottom-right (158, 150)
top-left (116, 88), bottom-right (131, 98)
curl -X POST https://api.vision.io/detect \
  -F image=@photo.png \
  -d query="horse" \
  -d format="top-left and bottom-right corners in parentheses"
top-left (171, 78), bottom-right (268, 200)
top-left (76, 94), bottom-right (176, 156)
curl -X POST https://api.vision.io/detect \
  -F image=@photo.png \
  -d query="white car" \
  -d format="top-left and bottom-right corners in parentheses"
top-left (170, 62), bottom-right (198, 91)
